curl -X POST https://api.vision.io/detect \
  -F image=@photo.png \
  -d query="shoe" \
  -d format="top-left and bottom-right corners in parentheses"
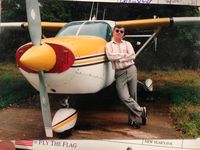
top-left (141, 107), bottom-right (147, 125)
top-left (130, 120), bottom-right (140, 129)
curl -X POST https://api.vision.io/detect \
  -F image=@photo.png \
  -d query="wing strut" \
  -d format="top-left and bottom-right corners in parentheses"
top-left (135, 27), bottom-right (161, 58)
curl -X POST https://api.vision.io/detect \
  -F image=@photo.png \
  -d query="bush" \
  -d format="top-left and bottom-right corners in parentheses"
top-left (171, 103), bottom-right (200, 138)
top-left (158, 78), bottom-right (200, 105)
top-left (0, 75), bottom-right (36, 107)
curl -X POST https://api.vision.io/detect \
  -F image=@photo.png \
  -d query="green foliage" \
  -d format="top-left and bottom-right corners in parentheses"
top-left (159, 78), bottom-right (200, 105)
top-left (39, 0), bottom-right (71, 22)
top-left (0, 63), bottom-right (36, 107)
top-left (0, 75), bottom-right (36, 107)
top-left (1, 0), bottom-right (27, 21)
top-left (62, 2), bottom-right (93, 21)
top-left (158, 77), bottom-right (200, 137)
top-left (0, 29), bottom-right (30, 62)
top-left (1, 0), bottom-right (71, 22)
top-left (171, 103), bottom-right (200, 138)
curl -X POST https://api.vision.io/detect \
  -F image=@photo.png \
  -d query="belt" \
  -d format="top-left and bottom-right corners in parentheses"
top-left (116, 65), bottom-right (132, 71)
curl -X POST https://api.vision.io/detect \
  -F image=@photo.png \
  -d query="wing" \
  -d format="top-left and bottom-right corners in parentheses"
top-left (116, 17), bottom-right (200, 29)
top-left (0, 22), bottom-right (66, 35)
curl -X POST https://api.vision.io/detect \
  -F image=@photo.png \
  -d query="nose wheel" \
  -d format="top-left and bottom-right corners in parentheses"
top-left (53, 96), bottom-right (78, 135)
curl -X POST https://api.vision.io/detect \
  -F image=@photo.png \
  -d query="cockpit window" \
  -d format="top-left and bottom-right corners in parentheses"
top-left (56, 22), bottom-right (81, 36)
top-left (56, 21), bottom-right (112, 41)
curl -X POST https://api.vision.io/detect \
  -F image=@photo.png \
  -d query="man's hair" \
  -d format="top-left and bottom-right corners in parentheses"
top-left (113, 24), bottom-right (124, 30)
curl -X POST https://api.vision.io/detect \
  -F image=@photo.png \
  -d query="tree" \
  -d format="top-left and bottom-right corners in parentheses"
top-left (1, 0), bottom-right (26, 22)
top-left (39, 0), bottom-right (71, 22)
top-left (1, 0), bottom-right (28, 62)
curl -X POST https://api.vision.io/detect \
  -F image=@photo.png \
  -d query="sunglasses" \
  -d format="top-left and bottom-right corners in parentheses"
top-left (115, 29), bottom-right (124, 34)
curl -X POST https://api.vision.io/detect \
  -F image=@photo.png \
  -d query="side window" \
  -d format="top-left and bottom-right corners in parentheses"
top-left (106, 25), bottom-right (112, 42)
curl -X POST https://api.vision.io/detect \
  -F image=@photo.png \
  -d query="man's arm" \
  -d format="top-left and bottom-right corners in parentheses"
top-left (119, 42), bottom-right (136, 62)
top-left (105, 43), bottom-right (124, 61)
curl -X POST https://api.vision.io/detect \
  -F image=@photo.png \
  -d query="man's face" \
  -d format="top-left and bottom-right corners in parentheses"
top-left (113, 27), bottom-right (125, 40)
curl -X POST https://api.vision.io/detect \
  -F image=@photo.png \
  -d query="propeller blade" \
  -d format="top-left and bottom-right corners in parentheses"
top-left (25, 0), bottom-right (53, 137)
top-left (38, 71), bottom-right (53, 137)
top-left (26, 0), bottom-right (41, 46)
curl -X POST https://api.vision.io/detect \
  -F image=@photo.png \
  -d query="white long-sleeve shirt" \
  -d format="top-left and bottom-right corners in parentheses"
top-left (106, 40), bottom-right (136, 70)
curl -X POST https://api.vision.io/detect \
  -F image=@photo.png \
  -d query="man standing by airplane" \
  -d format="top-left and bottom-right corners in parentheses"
top-left (106, 25), bottom-right (147, 129)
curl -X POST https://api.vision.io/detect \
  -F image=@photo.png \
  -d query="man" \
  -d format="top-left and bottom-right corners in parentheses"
top-left (105, 25), bottom-right (147, 129)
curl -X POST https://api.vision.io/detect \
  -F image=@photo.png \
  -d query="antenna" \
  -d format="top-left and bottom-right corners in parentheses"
top-left (89, 2), bottom-right (94, 20)
top-left (95, 2), bottom-right (99, 20)
top-left (103, 8), bottom-right (106, 20)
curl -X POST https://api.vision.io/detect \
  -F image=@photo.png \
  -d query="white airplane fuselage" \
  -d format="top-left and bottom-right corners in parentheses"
top-left (17, 20), bottom-right (116, 94)
top-left (19, 61), bottom-right (114, 94)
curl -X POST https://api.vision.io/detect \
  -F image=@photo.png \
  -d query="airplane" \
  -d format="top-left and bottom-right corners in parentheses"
top-left (1, 0), bottom-right (200, 137)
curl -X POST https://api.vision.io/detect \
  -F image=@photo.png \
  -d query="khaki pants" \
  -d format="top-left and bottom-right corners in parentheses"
top-left (115, 65), bottom-right (143, 122)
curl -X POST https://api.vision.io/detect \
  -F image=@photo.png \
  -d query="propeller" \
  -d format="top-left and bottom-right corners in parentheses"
top-left (25, 0), bottom-right (53, 137)
top-left (26, 0), bottom-right (41, 46)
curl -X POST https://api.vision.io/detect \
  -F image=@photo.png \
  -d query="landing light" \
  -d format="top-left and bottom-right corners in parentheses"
top-left (145, 78), bottom-right (153, 91)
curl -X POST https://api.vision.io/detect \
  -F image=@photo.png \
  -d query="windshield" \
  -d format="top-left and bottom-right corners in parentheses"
top-left (56, 21), bottom-right (112, 41)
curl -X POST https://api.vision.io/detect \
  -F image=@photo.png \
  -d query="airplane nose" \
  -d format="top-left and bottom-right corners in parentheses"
top-left (20, 43), bottom-right (56, 72)
top-left (16, 43), bottom-right (75, 73)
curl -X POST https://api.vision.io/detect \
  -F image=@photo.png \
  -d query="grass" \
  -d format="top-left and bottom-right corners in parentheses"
top-left (0, 63), bottom-right (36, 107)
top-left (158, 79), bottom-right (200, 138)
top-left (139, 70), bottom-right (200, 138)
top-left (158, 78), bottom-right (200, 105)
top-left (170, 103), bottom-right (200, 138)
